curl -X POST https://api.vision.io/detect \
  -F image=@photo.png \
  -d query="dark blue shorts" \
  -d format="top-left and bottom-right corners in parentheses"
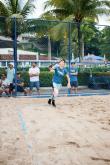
top-left (30, 81), bottom-right (40, 90)
top-left (70, 81), bottom-right (78, 87)
top-left (10, 84), bottom-right (25, 92)
top-left (17, 86), bottom-right (24, 92)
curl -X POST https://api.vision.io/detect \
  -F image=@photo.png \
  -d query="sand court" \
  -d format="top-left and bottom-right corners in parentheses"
top-left (0, 96), bottom-right (110, 165)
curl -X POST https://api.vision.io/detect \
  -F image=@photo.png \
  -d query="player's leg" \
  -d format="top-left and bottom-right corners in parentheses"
top-left (48, 83), bottom-right (60, 107)
top-left (48, 88), bottom-right (58, 107)
top-left (48, 88), bottom-right (58, 106)
top-left (48, 84), bottom-right (54, 104)
top-left (52, 87), bottom-right (59, 107)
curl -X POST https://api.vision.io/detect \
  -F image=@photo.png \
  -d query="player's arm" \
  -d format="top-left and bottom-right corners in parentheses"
top-left (66, 74), bottom-right (71, 88)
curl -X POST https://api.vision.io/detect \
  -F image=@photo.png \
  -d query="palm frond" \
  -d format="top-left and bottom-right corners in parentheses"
top-left (0, 1), bottom-right (9, 16)
top-left (20, 0), bottom-right (35, 18)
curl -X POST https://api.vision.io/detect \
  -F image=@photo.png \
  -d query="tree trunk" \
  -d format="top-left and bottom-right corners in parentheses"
top-left (48, 35), bottom-right (51, 60)
top-left (81, 34), bottom-right (84, 61)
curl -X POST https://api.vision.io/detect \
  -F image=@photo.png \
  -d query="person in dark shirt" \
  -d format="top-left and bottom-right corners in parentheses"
top-left (13, 73), bottom-right (27, 95)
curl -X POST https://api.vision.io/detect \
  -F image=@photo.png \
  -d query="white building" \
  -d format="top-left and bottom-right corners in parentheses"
top-left (0, 48), bottom-right (38, 68)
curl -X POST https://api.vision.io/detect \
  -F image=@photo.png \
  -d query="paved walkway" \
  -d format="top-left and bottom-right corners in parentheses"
top-left (19, 86), bottom-right (110, 97)
top-left (1, 86), bottom-right (110, 98)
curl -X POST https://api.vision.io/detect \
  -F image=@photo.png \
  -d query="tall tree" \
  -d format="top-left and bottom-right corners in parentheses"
top-left (0, 0), bottom-right (35, 37)
top-left (44, 0), bottom-right (110, 23)
top-left (0, 0), bottom-right (35, 18)
top-left (43, 0), bottom-right (110, 59)
top-left (100, 26), bottom-right (110, 59)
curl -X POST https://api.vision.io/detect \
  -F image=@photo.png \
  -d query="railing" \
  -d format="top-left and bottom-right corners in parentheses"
top-left (0, 60), bottom-right (109, 68)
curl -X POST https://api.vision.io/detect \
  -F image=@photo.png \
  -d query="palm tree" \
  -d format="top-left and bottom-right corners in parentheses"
top-left (43, 0), bottom-right (110, 60)
top-left (0, 0), bottom-right (35, 38)
top-left (100, 26), bottom-right (110, 59)
top-left (44, 0), bottom-right (110, 23)
top-left (0, 0), bottom-right (35, 18)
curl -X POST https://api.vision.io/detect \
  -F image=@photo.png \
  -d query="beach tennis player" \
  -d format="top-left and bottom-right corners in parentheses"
top-left (48, 59), bottom-right (71, 107)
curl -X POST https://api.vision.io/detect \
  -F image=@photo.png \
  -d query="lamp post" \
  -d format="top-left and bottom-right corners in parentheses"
top-left (13, 17), bottom-right (17, 96)
top-left (77, 22), bottom-right (81, 63)
top-left (68, 22), bottom-right (72, 74)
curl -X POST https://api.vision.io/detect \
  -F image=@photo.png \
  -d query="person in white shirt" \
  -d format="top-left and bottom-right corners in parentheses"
top-left (7, 63), bottom-right (15, 83)
top-left (7, 63), bottom-right (15, 95)
top-left (29, 63), bottom-right (40, 94)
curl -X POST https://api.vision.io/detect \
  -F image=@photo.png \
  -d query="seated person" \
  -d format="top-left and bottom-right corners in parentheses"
top-left (12, 73), bottom-right (27, 95)
top-left (0, 73), bottom-right (10, 97)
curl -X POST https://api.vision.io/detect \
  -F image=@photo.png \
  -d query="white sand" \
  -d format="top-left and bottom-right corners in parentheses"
top-left (0, 95), bottom-right (110, 165)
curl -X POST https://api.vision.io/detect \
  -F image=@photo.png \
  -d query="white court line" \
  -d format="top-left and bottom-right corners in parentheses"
top-left (16, 106), bottom-right (39, 165)
top-left (16, 92), bottom-right (110, 98)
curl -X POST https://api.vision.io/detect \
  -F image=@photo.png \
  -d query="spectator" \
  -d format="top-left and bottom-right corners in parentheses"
top-left (29, 63), bottom-right (40, 95)
top-left (0, 74), bottom-right (10, 97)
top-left (12, 73), bottom-right (28, 96)
top-left (7, 62), bottom-right (15, 83)
top-left (70, 62), bottom-right (78, 94)
top-left (7, 63), bottom-right (15, 95)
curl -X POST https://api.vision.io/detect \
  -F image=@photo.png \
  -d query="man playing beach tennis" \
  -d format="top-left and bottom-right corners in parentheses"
top-left (48, 59), bottom-right (71, 107)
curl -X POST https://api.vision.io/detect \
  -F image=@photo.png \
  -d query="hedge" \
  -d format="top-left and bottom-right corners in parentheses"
top-left (1, 68), bottom-right (110, 87)
top-left (0, 68), bottom-right (6, 77)
top-left (20, 71), bottom-right (91, 87)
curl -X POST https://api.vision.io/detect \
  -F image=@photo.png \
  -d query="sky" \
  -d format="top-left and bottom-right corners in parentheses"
top-left (28, 0), bottom-right (46, 18)
top-left (29, 0), bottom-right (110, 27)
top-left (1, 0), bottom-right (110, 26)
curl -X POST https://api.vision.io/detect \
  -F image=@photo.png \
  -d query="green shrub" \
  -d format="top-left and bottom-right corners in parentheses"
top-left (79, 66), bottom-right (110, 73)
top-left (40, 72), bottom-right (53, 87)
top-left (20, 71), bottom-right (30, 87)
top-left (92, 72), bottom-right (110, 76)
top-left (0, 68), bottom-right (6, 78)
top-left (78, 73), bottom-right (90, 85)
top-left (1, 67), bottom-right (110, 87)
top-left (40, 68), bottom-right (49, 72)
top-left (19, 71), bottom-right (110, 87)
top-left (40, 72), bottom-right (90, 86)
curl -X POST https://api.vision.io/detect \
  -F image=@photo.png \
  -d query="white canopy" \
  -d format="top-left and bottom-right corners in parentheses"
top-left (0, 48), bottom-right (38, 56)
top-left (74, 54), bottom-right (105, 63)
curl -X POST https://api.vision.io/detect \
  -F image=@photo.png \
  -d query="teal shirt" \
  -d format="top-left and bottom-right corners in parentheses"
top-left (70, 67), bottom-right (78, 82)
top-left (53, 65), bottom-right (68, 84)
top-left (7, 68), bottom-right (15, 83)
